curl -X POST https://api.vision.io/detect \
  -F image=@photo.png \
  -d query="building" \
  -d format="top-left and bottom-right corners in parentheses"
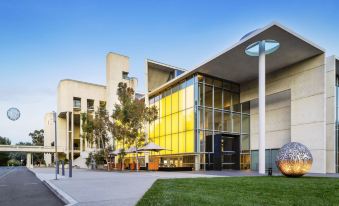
top-left (44, 52), bottom-right (138, 167)
top-left (46, 22), bottom-right (339, 174)
top-left (145, 22), bottom-right (338, 174)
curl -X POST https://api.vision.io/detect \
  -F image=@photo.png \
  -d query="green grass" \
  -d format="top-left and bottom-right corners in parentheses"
top-left (137, 176), bottom-right (339, 206)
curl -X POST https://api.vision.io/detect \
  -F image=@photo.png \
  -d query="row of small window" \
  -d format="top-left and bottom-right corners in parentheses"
top-left (197, 74), bottom-right (240, 92)
top-left (149, 131), bottom-right (195, 155)
top-left (198, 109), bottom-right (250, 134)
top-left (198, 131), bottom-right (250, 152)
top-left (198, 83), bottom-right (250, 114)
top-left (73, 97), bottom-right (106, 110)
top-left (149, 108), bottom-right (194, 137)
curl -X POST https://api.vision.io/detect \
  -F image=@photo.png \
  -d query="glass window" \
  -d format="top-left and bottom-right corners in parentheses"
top-left (231, 84), bottom-right (240, 92)
top-left (186, 84), bottom-right (194, 108)
top-left (172, 113), bottom-right (179, 134)
top-left (186, 77), bottom-right (194, 86)
top-left (172, 133), bottom-right (179, 154)
top-left (186, 131), bottom-right (194, 153)
top-left (149, 121), bottom-right (154, 138)
top-left (205, 85), bottom-right (213, 108)
top-left (160, 96), bottom-right (166, 117)
top-left (223, 112), bottom-right (232, 132)
top-left (179, 110), bottom-right (186, 132)
top-left (172, 90), bottom-right (179, 114)
top-left (242, 115), bottom-right (250, 134)
top-left (214, 79), bottom-right (222, 88)
top-left (205, 131), bottom-right (213, 152)
top-left (154, 119), bottom-right (160, 137)
top-left (179, 87), bottom-right (186, 111)
top-left (223, 90), bottom-right (231, 110)
top-left (160, 117), bottom-right (165, 136)
top-left (199, 130), bottom-right (205, 153)
top-left (159, 136), bottom-right (166, 155)
top-left (165, 95), bottom-right (171, 116)
top-left (179, 132), bottom-right (185, 153)
top-left (242, 101), bottom-right (250, 114)
top-left (232, 94), bottom-right (240, 112)
top-left (233, 113), bottom-right (241, 133)
top-left (214, 111), bottom-right (222, 131)
top-left (166, 135), bottom-right (171, 154)
top-left (199, 108), bottom-right (204, 129)
top-left (186, 108), bottom-right (194, 131)
top-left (205, 109), bottom-right (213, 130)
top-left (214, 87), bottom-right (222, 109)
top-left (165, 115), bottom-right (172, 135)
top-left (241, 134), bottom-right (250, 151)
top-left (198, 83), bottom-right (204, 106)
top-left (205, 76), bottom-right (213, 85)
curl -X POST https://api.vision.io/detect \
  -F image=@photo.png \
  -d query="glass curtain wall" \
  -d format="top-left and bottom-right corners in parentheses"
top-left (148, 76), bottom-right (196, 157)
top-left (196, 74), bottom-right (250, 170)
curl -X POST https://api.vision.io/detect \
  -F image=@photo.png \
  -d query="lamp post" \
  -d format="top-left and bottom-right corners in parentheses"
top-left (53, 111), bottom-right (58, 180)
top-left (245, 40), bottom-right (279, 174)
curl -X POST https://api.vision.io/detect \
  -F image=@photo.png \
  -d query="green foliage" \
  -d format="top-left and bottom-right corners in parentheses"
top-left (8, 142), bottom-right (32, 163)
top-left (111, 82), bottom-right (158, 167)
top-left (29, 129), bottom-right (44, 146)
top-left (7, 159), bottom-right (21, 166)
top-left (0, 136), bottom-right (11, 166)
top-left (85, 151), bottom-right (106, 168)
top-left (81, 113), bottom-right (94, 146)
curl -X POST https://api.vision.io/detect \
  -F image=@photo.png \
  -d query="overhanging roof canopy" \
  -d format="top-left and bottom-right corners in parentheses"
top-left (195, 22), bottom-right (325, 83)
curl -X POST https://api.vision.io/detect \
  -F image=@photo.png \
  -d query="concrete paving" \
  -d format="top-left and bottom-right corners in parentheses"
top-left (31, 168), bottom-right (223, 206)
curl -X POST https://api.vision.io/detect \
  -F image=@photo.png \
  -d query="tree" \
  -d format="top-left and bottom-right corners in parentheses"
top-left (8, 142), bottom-right (32, 165)
top-left (81, 113), bottom-right (94, 148)
top-left (111, 82), bottom-right (158, 171)
top-left (0, 136), bottom-right (11, 166)
top-left (29, 129), bottom-right (44, 146)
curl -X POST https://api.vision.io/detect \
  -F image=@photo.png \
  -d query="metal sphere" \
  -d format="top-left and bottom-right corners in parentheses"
top-left (275, 142), bottom-right (313, 177)
top-left (7, 107), bottom-right (21, 121)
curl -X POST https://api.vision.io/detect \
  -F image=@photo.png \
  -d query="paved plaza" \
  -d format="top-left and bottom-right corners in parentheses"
top-left (31, 168), bottom-right (222, 206)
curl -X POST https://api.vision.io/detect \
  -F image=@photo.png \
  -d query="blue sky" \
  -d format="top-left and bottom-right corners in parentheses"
top-left (1, 0), bottom-right (339, 143)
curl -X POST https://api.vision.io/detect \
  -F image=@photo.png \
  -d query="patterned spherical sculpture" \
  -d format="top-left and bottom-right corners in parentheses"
top-left (7, 107), bottom-right (21, 121)
top-left (275, 142), bottom-right (313, 177)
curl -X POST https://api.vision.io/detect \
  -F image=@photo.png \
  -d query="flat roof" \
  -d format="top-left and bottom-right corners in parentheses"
top-left (59, 79), bottom-right (106, 88)
top-left (148, 22), bottom-right (325, 97)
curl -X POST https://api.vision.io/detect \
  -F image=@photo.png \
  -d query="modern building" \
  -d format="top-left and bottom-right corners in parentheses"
top-left (46, 22), bottom-right (339, 174)
top-left (145, 22), bottom-right (338, 174)
top-left (44, 52), bottom-right (138, 167)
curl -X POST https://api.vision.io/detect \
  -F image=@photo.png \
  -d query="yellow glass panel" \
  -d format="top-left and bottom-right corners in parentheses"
top-left (178, 132), bottom-right (185, 153)
top-left (149, 121), bottom-right (154, 138)
top-left (179, 110), bottom-right (186, 132)
top-left (186, 108), bottom-right (194, 131)
top-left (165, 115), bottom-right (171, 135)
top-left (172, 133), bottom-right (179, 154)
top-left (160, 97), bottom-right (166, 117)
top-left (160, 117), bottom-right (165, 136)
top-left (165, 135), bottom-right (171, 155)
top-left (186, 85), bottom-right (194, 108)
top-left (185, 130), bottom-right (194, 153)
top-left (165, 95), bottom-right (171, 116)
top-left (179, 89), bottom-right (186, 111)
top-left (172, 113), bottom-right (178, 134)
top-left (159, 136), bottom-right (166, 155)
top-left (154, 119), bottom-right (160, 137)
top-left (172, 91), bottom-right (179, 113)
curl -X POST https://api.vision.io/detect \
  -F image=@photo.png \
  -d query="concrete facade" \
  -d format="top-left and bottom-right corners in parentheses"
top-left (44, 52), bottom-right (138, 166)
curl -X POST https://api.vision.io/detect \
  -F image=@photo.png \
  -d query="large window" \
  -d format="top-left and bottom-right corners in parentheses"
top-left (149, 76), bottom-right (196, 155)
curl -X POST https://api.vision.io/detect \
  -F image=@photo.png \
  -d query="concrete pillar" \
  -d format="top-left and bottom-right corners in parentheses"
top-left (26, 153), bottom-right (32, 168)
top-left (195, 155), bottom-right (200, 171)
top-left (258, 41), bottom-right (266, 175)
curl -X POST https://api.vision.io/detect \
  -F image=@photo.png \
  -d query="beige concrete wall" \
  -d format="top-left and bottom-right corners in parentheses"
top-left (325, 56), bottom-right (337, 173)
top-left (241, 54), bottom-right (326, 173)
top-left (44, 112), bottom-right (54, 165)
top-left (249, 91), bottom-right (291, 150)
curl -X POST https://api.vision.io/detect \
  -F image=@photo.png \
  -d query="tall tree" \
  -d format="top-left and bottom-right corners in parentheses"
top-left (0, 136), bottom-right (11, 166)
top-left (29, 129), bottom-right (44, 146)
top-left (81, 113), bottom-right (94, 148)
top-left (111, 82), bottom-right (158, 170)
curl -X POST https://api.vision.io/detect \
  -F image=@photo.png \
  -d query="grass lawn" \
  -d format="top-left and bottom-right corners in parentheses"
top-left (137, 176), bottom-right (339, 206)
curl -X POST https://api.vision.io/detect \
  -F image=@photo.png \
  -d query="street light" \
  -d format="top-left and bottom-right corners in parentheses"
top-left (245, 40), bottom-right (280, 175)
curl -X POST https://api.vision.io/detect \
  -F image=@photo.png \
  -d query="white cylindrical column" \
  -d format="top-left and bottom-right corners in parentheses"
top-left (258, 40), bottom-right (266, 175)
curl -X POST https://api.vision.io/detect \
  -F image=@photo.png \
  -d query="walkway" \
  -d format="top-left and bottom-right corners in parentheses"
top-left (31, 168), bottom-right (222, 206)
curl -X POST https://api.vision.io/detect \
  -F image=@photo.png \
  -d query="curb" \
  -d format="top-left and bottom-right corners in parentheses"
top-left (28, 168), bottom-right (78, 206)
